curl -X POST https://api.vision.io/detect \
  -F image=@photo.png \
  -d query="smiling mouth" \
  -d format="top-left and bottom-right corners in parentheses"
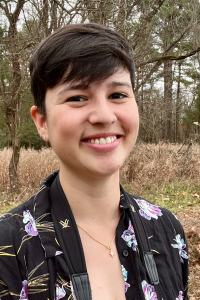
top-left (84, 135), bottom-right (120, 145)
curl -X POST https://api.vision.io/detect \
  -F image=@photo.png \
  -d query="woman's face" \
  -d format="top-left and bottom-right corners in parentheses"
top-left (31, 68), bottom-right (139, 179)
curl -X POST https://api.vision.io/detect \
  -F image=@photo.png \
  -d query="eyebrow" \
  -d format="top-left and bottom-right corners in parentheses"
top-left (57, 83), bottom-right (87, 95)
top-left (107, 81), bottom-right (132, 89)
top-left (57, 81), bottom-right (132, 96)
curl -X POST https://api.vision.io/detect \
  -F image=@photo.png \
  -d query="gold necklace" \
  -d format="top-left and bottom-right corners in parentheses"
top-left (77, 224), bottom-right (116, 258)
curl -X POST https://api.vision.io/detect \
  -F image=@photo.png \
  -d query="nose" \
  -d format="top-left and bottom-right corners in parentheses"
top-left (88, 98), bottom-right (117, 126)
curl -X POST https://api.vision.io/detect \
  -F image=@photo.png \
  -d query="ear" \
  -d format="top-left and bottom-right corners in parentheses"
top-left (30, 106), bottom-right (49, 142)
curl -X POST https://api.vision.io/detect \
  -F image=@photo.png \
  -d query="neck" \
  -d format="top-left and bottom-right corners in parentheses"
top-left (59, 167), bottom-right (121, 227)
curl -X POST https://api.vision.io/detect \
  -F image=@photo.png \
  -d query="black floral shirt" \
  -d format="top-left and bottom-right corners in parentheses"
top-left (0, 171), bottom-right (189, 300)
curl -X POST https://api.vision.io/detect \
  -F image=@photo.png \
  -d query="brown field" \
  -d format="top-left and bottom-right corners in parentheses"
top-left (0, 143), bottom-right (200, 298)
top-left (120, 141), bottom-right (200, 190)
top-left (0, 142), bottom-right (199, 192)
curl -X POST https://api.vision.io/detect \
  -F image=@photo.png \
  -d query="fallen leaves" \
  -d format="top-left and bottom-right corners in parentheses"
top-left (192, 192), bottom-right (200, 198)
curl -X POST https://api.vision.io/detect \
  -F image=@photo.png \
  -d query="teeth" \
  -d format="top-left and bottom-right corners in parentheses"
top-left (87, 136), bottom-right (117, 144)
top-left (106, 137), bottom-right (111, 143)
top-left (99, 138), bottom-right (106, 144)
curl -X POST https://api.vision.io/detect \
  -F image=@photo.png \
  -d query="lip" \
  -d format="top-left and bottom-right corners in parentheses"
top-left (81, 136), bottom-right (122, 153)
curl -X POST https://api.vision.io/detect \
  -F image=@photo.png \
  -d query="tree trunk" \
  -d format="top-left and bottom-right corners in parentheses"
top-left (162, 59), bottom-right (173, 142)
top-left (2, 0), bottom-right (26, 192)
top-left (115, 0), bottom-right (126, 34)
top-left (50, 0), bottom-right (58, 31)
top-left (175, 62), bottom-right (182, 143)
top-left (8, 131), bottom-right (20, 193)
top-left (82, 0), bottom-right (113, 25)
top-left (42, 0), bottom-right (50, 36)
top-left (5, 74), bottom-right (21, 192)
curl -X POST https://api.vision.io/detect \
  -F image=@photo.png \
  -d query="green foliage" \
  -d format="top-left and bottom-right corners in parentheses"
top-left (20, 122), bottom-right (45, 149)
top-left (0, 102), bottom-right (10, 148)
top-left (0, 90), bottom-right (45, 149)
top-left (183, 88), bottom-right (200, 126)
top-left (19, 91), bottom-right (46, 149)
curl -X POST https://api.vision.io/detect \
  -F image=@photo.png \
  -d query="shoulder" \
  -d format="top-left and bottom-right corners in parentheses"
top-left (0, 171), bottom-right (58, 246)
top-left (0, 190), bottom-right (52, 299)
top-left (127, 193), bottom-right (185, 236)
top-left (0, 170), bottom-right (56, 228)
top-left (0, 196), bottom-right (35, 226)
top-left (0, 196), bottom-right (36, 245)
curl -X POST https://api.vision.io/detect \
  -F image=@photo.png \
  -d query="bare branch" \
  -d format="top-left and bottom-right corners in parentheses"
top-left (52, 0), bottom-right (82, 14)
top-left (136, 47), bottom-right (200, 68)
top-left (163, 21), bottom-right (200, 56)
top-left (7, 0), bottom-right (26, 36)
top-left (126, 0), bottom-right (141, 19)
top-left (135, 20), bottom-right (200, 91)
top-left (132, 0), bottom-right (166, 50)
top-left (135, 60), bottom-right (163, 92)
top-left (0, 1), bottom-right (10, 18)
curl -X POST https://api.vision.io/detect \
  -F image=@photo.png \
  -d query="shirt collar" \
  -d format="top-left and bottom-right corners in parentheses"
top-left (34, 171), bottom-right (61, 258)
top-left (34, 171), bottom-right (130, 258)
top-left (119, 189), bottom-right (130, 210)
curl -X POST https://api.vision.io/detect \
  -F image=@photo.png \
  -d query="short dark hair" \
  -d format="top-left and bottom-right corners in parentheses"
top-left (30, 23), bottom-right (135, 117)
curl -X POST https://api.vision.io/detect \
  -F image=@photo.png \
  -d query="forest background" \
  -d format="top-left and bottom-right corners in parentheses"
top-left (0, 0), bottom-right (200, 298)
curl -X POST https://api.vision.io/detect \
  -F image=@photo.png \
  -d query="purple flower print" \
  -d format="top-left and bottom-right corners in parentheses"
top-left (125, 282), bottom-right (131, 293)
top-left (171, 234), bottom-right (188, 263)
top-left (24, 222), bottom-right (38, 236)
top-left (176, 291), bottom-right (183, 300)
top-left (134, 199), bottom-right (163, 220)
top-left (56, 283), bottom-right (67, 300)
top-left (121, 220), bottom-right (137, 251)
top-left (55, 251), bottom-right (63, 256)
top-left (121, 265), bottom-right (130, 293)
top-left (142, 280), bottom-right (158, 300)
top-left (23, 210), bottom-right (38, 236)
top-left (20, 280), bottom-right (28, 300)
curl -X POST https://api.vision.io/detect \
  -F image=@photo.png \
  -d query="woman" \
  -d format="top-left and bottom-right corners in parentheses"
top-left (0, 23), bottom-right (188, 300)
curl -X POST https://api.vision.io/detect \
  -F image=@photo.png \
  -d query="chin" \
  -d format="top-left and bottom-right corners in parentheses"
top-left (90, 164), bottom-right (122, 178)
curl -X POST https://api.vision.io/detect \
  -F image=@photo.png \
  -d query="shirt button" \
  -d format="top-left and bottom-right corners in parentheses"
top-left (123, 250), bottom-right (129, 257)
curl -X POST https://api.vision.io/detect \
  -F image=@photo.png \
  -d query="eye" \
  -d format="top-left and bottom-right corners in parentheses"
top-left (109, 93), bottom-right (127, 99)
top-left (66, 96), bottom-right (86, 102)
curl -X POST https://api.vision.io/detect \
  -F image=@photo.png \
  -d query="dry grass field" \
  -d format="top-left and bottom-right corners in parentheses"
top-left (0, 143), bottom-right (200, 298)
top-left (120, 141), bottom-right (200, 189)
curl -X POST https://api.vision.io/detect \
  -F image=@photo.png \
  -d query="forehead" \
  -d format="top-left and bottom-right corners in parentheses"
top-left (56, 69), bottom-right (132, 95)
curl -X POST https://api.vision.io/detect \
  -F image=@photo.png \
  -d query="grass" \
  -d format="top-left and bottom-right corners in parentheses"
top-left (1, 181), bottom-right (199, 215)
top-left (122, 181), bottom-right (200, 214)
top-left (0, 191), bottom-right (35, 214)
top-left (0, 142), bottom-right (199, 214)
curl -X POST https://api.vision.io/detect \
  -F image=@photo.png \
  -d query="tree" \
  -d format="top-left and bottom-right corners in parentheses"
top-left (0, 0), bottom-right (27, 192)
top-left (183, 87), bottom-right (200, 141)
top-left (132, 0), bottom-right (200, 142)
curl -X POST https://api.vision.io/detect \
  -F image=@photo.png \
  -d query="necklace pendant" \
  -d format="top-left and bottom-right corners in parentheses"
top-left (77, 225), bottom-right (116, 258)
top-left (109, 248), bottom-right (114, 257)
top-left (107, 246), bottom-right (114, 257)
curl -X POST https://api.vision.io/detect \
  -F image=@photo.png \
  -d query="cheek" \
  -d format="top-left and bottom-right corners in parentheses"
top-left (122, 105), bottom-right (139, 135)
top-left (55, 113), bottom-right (81, 137)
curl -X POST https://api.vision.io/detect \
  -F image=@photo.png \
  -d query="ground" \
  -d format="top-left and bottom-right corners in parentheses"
top-left (177, 209), bottom-right (200, 299)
